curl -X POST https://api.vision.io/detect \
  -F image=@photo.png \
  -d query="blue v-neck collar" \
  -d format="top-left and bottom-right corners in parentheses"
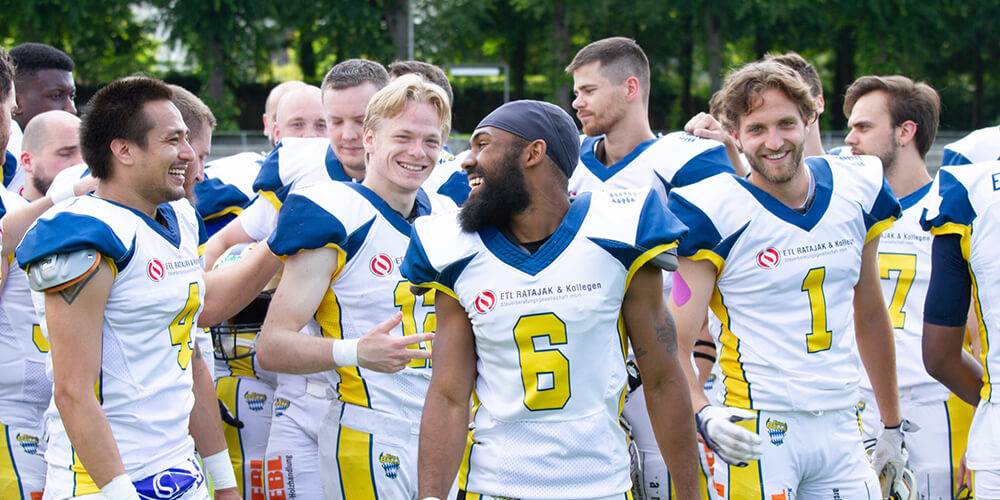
top-left (477, 194), bottom-right (590, 276)
top-left (344, 182), bottom-right (431, 236)
top-left (94, 194), bottom-right (183, 248)
top-left (580, 135), bottom-right (658, 182)
top-left (734, 156), bottom-right (833, 231)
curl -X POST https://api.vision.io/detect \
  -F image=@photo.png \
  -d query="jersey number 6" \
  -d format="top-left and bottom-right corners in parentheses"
top-left (514, 313), bottom-right (570, 411)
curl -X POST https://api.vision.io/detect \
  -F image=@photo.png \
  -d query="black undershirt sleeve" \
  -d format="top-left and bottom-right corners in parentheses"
top-left (923, 233), bottom-right (972, 327)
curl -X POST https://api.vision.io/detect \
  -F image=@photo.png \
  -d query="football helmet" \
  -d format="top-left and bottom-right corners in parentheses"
top-left (209, 243), bottom-right (279, 360)
top-left (867, 442), bottom-right (917, 500)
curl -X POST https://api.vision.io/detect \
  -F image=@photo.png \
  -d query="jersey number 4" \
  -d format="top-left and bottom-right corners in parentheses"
top-left (169, 282), bottom-right (201, 370)
top-left (514, 313), bottom-right (570, 411)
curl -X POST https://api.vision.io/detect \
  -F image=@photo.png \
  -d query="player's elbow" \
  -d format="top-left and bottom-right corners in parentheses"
top-left (53, 379), bottom-right (96, 416)
top-left (921, 323), bottom-right (953, 382)
top-left (255, 326), bottom-right (280, 372)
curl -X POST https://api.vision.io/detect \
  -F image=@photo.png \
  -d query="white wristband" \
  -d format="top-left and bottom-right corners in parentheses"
top-left (47, 177), bottom-right (78, 205)
top-left (100, 473), bottom-right (138, 500)
top-left (202, 449), bottom-right (238, 490)
top-left (332, 338), bottom-right (359, 367)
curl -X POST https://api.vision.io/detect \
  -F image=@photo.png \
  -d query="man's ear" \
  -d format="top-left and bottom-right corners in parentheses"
top-left (109, 138), bottom-right (134, 166)
top-left (523, 139), bottom-right (548, 169)
top-left (19, 151), bottom-right (33, 174)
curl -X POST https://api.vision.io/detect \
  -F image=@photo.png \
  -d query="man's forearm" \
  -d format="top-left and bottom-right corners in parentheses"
top-left (417, 391), bottom-right (469, 498)
top-left (189, 350), bottom-right (227, 455)
top-left (56, 391), bottom-right (127, 487)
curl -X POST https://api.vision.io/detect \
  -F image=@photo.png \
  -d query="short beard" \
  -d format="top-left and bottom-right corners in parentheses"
top-left (459, 147), bottom-right (531, 233)
top-left (747, 144), bottom-right (805, 185)
top-left (32, 175), bottom-right (53, 197)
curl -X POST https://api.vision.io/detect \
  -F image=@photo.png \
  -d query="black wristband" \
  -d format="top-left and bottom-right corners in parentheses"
top-left (693, 352), bottom-right (717, 363)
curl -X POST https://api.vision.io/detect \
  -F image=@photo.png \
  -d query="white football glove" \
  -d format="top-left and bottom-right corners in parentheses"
top-left (871, 424), bottom-right (908, 495)
top-left (696, 405), bottom-right (763, 467)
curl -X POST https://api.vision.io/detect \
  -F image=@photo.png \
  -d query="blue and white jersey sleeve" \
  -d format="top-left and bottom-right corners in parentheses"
top-left (267, 180), bottom-right (374, 262)
top-left (828, 154), bottom-right (901, 242)
top-left (650, 131), bottom-right (734, 192)
top-left (195, 151), bottom-right (264, 222)
top-left (667, 176), bottom-right (728, 261)
top-left (253, 138), bottom-right (347, 210)
top-left (921, 165), bottom-right (980, 235)
top-left (941, 126), bottom-right (1000, 166)
top-left (16, 197), bottom-right (135, 270)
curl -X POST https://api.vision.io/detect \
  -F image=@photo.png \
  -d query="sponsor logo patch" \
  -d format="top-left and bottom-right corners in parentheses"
top-left (369, 254), bottom-right (394, 277)
top-left (756, 248), bottom-right (780, 269)
top-left (379, 452), bottom-right (400, 479)
top-left (244, 392), bottom-right (267, 412)
top-left (474, 290), bottom-right (497, 314)
top-left (766, 418), bottom-right (788, 446)
top-left (147, 258), bottom-right (166, 281)
top-left (16, 433), bottom-right (39, 455)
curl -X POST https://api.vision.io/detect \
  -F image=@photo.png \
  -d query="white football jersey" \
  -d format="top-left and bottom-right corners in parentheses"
top-left (16, 195), bottom-right (206, 484)
top-left (0, 190), bottom-right (50, 427)
top-left (941, 126), bottom-right (1000, 166)
top-left (922, 161), bottom-right (1000, 403)
top-left (402, 188), bottom-right (687, 499)
top-left (668, 155), bottom-right (901, 412)
top-left (239, 137), bottom-right (353, 242)
top-left (568, 131), bottom-right (734, 201)
top-left (195, 151), bottom-right (264, 235)
top-left (859, 182), bottom-right (949, 401)
top-left (268, 181), bottom-right (455, 421)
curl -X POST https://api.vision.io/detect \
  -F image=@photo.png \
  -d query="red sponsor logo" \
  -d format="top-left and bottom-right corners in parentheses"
top-left (756, 248), bottom-right (780, 269)
top-left (474, 290), bottom-right (497, 314)
top-left (369, 254), bottom-right (394, 277)
top-left (265, 457), bottom-right (286, 500)
top-left (147, 258), bottom-right (165, 281)
top-left (249, 459), bottom-right (265, 500)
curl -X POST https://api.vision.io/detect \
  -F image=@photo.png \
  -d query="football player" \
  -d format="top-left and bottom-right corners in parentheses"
top-left (566, 36), bottom-right (733, 499)
top-left (407, 99), bottom-right (700, 499)
top-left (845, 74), bottom-right (975, 499)
top-left (15, 76), bottom-right (277, 500)
top-left (668, 60), bottom-right (904, 499)
top-left (940, 124), bottom-right (1000, 166)
top-left (257, 74), bottom-right (454, 499)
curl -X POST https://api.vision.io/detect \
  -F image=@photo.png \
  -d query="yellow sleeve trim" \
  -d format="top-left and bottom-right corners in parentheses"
top-left (102, 255), bottom-right (118, 280)
top-left (625, 242), bottom-right (678, 291)
top-left (688, 248), bottom-right (726, 277)
top-left (412, 281), bottom-right (458, 301)
top-left (929, 222), bottom-right (970, 238)
top-left (865, 216), bottom-right (897, 244)
top-left (204, 206), bottom-right (244, 221)
top-left (259, 191), bottom-right (283, 212)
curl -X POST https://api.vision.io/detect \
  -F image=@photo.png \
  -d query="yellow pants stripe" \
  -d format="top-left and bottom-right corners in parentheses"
top-left (336, 425), bottom-right (377, 500)
top-left (725, 416), bottom-right (763, 500)
top-left (0, 424), bottom-right (24, 500)
top-left (217, 376), bottom-right (248, 497)
top-left (71, 448), bottom-right (100, 496)
top-left (946, 393), bottom-right (975, 497)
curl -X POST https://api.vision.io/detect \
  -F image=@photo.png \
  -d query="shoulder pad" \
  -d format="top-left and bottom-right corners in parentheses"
top-left (27, 248), bottom-right (101, 292)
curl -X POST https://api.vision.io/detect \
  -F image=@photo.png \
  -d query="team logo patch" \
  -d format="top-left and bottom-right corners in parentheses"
top-left (369, 254), bottom-right (394, 277)
top-left (379, 452), bottom-right (400, 479)
top-left (756, 248), bottom-right (781, 269)
top-left (244, 392), bottom-right (267, 412)
top-left (16, 434), bottom-right (39, 455)
top-left (609, 190), bottom-right (638, 204)
top-left (274, 398), bottom-right (291, 417)
top-left (474, 290), bottom-right (497, 314)
top-left (134, 458), bottom-right (204, 499)
top-left (147, 258), bottom-right (166, 281)
top-left (765, 418), bottom-right (788, 446)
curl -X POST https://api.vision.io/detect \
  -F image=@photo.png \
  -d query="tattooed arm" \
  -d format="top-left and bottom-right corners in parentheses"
top-left (623, 262), bottom-right (700, 498)
top-left (44, 259), bottom-right (129, 488)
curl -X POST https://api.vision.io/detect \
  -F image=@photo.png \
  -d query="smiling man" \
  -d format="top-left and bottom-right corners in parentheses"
top-left (15, 76), bottom-right (276, 500)
top-left (405, 99), bottom-right (700, 500)
top-left (667, 60), bottom-right (905, 499)
top-left (256, 74), bottom-right (455, 499)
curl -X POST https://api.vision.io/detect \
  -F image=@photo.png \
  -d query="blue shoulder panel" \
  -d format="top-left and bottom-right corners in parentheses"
top-left (401, 226), bottom-right (475, 291)
top-left (17, 212), bottom-right (132, 269)
top-left (667, 191), bottom-right (722, 258)
top-left (3, 151), bottom-right (16, 187)
top-left (267, 193), bottom-right (350, 257)
top-left (437, 170), bottom-right (471, 206)
top-left (668, 144), bottom-right (735, 190)
top-left (252, 143), bottom-right (283, 193)
top-left (194, 177), bottom-right (252, 220)
top-left (864, 175), bottom-right (902, 232)
top-left (635, 188), bottom-right (689, 251)
top-left (921, 169), bottom-right (976, 230)
top-left (325, 146), bottom-right (352, 182)
top-left (940, 149), bottom-right (971, 167)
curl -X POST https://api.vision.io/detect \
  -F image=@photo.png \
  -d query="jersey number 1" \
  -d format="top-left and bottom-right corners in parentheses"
top-left (801, 267), bottom-right (832, 353)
